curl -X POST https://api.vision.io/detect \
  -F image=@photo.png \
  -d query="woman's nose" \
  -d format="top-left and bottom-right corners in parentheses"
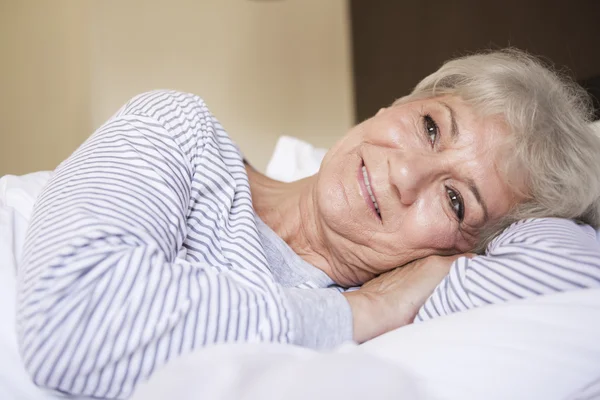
top-left (390, 154), bottom-right (438, 205)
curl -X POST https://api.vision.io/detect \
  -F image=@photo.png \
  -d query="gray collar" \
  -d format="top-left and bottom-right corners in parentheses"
top-left (255, 215), bottom-right (337, 288)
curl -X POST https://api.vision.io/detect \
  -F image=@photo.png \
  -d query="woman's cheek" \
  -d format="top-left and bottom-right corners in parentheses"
top-left (410, 200), bottom-right (457, 250)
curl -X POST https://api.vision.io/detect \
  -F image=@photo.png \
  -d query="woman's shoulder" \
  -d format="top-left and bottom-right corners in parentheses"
top-left (105, 90), bottom-right (243, 167)
top-left (115, 90), bottom-right (208, 119)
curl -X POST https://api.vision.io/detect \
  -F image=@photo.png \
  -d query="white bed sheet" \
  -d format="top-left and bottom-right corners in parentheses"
top-left (130, 288), bottom-right (600, 400)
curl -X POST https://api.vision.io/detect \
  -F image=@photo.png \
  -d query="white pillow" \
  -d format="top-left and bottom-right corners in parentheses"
top-left (265, 136), bottom-right (327, 182)
top-left (359, 288), bottom-right (600, 400)
top-left (0, 172), bottom-right (53, 266)
top-left (0, 171), bottom-right (61, 400)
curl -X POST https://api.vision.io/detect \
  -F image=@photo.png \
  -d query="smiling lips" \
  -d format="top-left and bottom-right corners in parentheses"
top-left (361, 165), bottom-right (381, 218)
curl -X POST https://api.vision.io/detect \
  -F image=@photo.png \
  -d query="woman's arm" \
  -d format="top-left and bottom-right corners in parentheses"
top-left (416, 218), bottom-right (600, 322)
top-left (16, 91), bottom-right (350, 399)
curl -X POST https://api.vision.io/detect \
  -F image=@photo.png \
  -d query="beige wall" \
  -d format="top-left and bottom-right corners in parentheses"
top-left (0, 1), bottom-right (91, 175)
top-left (0, 0), bottom-right (354, 175)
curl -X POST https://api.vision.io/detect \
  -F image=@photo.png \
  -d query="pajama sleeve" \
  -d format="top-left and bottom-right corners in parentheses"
top-left (416, 218), bottom-right (600, 322)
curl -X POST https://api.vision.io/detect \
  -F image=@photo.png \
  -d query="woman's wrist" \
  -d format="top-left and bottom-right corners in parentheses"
top-left (342, 290), bottom-right (389, 343)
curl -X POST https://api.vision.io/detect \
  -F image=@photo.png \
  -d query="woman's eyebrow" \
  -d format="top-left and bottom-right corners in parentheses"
top-left (467, 177), bottom-right (490, 224)
top-left (438, 100), bottom-right (460, 141)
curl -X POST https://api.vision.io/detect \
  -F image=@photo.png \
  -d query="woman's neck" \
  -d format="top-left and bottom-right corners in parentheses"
top-left (245, 163), bottom-right (334, 280)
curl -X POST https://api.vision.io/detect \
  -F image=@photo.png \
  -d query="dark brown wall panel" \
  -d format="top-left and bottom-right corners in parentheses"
top-left (350, 0), bottom-right (600, 121)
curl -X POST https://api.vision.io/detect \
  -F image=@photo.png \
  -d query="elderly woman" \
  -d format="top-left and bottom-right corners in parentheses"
top-left (17, 49), bottom-right (600, 398)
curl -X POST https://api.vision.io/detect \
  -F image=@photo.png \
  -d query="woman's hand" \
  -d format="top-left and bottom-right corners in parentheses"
top-left (343, 254), bottom-right (472, 343)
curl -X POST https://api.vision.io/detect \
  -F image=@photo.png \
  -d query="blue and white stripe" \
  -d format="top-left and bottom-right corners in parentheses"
top-left (16, 91), bottom-right (293, 398)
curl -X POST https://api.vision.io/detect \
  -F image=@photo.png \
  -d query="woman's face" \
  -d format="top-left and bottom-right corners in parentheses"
top-left (316, 95), bottom-right (517, 279)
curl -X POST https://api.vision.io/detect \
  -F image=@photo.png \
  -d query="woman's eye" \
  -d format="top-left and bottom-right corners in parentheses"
top-left (446, 187), bottom-right (465, 222)
top-left (423, 114), bottom-right (439, 147)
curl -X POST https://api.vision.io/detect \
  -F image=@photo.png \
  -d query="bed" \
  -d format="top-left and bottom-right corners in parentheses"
top-left (1, 132), bottom-right (600, 400)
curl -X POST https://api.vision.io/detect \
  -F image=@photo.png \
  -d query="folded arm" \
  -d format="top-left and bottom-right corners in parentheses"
top-left (16, 91), bottom-right (350, 399)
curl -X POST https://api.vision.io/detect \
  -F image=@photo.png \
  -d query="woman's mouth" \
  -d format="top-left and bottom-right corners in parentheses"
top-left (361, 164), bottom-right (381, 219)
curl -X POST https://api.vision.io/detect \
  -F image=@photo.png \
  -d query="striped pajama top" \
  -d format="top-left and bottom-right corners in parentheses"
top-left (16, 90), bottom-right (600, 399)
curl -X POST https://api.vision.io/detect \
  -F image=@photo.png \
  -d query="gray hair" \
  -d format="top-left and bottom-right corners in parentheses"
top-left (395, 49), bottom-right (600, 253)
